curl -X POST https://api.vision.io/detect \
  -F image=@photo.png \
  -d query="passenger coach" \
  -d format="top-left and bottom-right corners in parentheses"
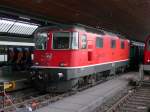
top-left (31, 24), bottom-right (130, 92)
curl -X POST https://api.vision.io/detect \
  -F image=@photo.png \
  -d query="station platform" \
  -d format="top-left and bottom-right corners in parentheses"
top-left (36, 72), bottom-right (138, 112)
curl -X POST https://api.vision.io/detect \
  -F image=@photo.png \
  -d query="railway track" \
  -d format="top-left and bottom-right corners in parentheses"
top-left (0, 88), bottom-right (41, 108)
top-left (106, 83), bottom-right (150, 112)
top-left (0, 75), bottom-right (117, 112)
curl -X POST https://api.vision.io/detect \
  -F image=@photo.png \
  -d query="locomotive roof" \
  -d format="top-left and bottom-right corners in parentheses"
top-left (72, 24), bottom-right (106, 35)
top-left (36, 24), bottom-right (105, 35)
top-left (36, 24), bottom-right (126, 39)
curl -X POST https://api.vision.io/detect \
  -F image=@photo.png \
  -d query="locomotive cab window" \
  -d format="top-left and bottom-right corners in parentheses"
top-left (121, 41), bottom-right (125, 49)
top-left (53, 32), bottom-right (79, 50)
top-left (111, 40), bottom-right (116, 48)
top-left (96, 37), bottom-right (103, 48)
top-left (81, 35), bottom-right (87, 49)
top-left (35, 32), bottom-right (48, 50)
top-left (71, 32), bottom-right (79, 49)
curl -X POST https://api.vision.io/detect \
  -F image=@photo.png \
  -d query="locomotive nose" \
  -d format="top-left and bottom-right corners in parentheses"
top-left (34, 52), bottom-right (53, 66)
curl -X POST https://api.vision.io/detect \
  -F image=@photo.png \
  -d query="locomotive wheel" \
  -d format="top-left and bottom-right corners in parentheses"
top-left (71, 82), bottom-right (78, 91)
top-left (91, 75), bottom-right (96, 85)
top-left (96, 72), bottom-right (103, 81)
top-left (121, 67), bottom-right (125, 73)
top-left (71, 79), bottom-right (80, 91)
top-left (87, 75), bottom-right (96, 85)
top-left (116, 67), bottom-right (121, 74)
top-left (103, 70), bottom-right (110, 78)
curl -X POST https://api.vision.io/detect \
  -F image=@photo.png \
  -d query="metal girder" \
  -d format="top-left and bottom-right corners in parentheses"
top-left (0, 35), bottom-right (33, 43)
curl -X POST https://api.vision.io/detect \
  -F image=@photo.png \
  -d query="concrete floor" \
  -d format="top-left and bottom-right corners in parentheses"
top-left (36, 72), bottom-right (138, 112)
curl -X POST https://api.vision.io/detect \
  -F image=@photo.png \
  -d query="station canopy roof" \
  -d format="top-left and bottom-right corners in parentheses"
top-left (0, 18), bottom-right (39, 37)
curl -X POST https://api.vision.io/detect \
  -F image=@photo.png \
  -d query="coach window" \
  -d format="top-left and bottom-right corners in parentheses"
top-left (121, 41), bottom-right (125, 49)
top-left (111, 40), bottom-right (116, 48)
top-left (81, 35), bottom-right (87, 49)
top-left (96, 37), bottom-right (103, 48)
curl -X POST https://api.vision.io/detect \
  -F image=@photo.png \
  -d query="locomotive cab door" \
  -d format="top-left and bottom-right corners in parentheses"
top-left (110, 39), bottom-right (117, 75)
top-left (110, 39), bottom-right (116, 61)
top-left (80, 34), bottom-right (93, 63)
top-left (87, 40), bottom-right (93, 62)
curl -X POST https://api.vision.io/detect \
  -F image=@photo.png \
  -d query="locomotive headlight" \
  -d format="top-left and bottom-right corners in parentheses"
top-left (30, 71), bottom-right (35, 75)
top-left (147, 59), bottom-right (150, 62)
top-left (35, 62), bottom-right (39, 65)
top-left (58, 73), bottom-right (64, 78)
top-left (38, 74), bottom-right (42, 79)
top-left (38, 71), bottom-right (43, 79)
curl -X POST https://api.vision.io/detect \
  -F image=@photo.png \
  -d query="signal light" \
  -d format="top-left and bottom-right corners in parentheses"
top-left (4, 81), bottom-right (16, 91)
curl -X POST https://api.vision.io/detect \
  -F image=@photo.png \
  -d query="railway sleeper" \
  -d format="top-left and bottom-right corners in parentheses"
top-left (123, 103), bottom-right (148, 109)
top-left (134, 94), bottom-right (150, 97)
top-left (135, 90), bottom-right (150, 93)
top-left (128, 98), bottom-right (150, 103)
top-left (131, 96), bottom-right (150, 100)
top-left (127, 101), bottom-right (150, 106)
top-left (120, 107), bottom-right (147, 112)
top-left (136, 88), bottom-right (150, 91)
top-left (125, 101), bottom-right (148, 107)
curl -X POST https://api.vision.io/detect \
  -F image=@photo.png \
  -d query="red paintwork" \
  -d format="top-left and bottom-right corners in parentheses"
top-left (33, 28), bottom-right (130, 67)
top-left (144, 35), bottom-right (150, 64)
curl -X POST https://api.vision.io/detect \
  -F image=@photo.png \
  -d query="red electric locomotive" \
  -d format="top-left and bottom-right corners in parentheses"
top-left (31, 24), bottom-right (130, 92)
top-left (144, 35), bottom-right (150, 64)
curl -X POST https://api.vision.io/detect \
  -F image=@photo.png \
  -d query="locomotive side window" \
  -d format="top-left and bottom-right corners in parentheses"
top-left (111, 40), bottom-right (116, 48)
top-left (96, 37), bottom-right (103, 48)
top-left (81, 35), bottom-right (87, 49)
top-left (121, 41), bottom-right (125, 49)
top-left (35, 32), bottom-right (48, 50)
